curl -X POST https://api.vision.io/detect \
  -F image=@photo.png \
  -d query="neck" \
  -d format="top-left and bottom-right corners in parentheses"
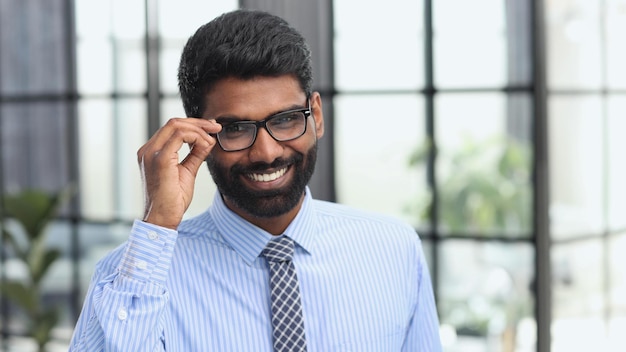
top-left (223, 195), bottom-right (305, 236)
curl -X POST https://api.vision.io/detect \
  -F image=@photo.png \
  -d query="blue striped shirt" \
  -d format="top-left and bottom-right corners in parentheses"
top-left (69, 188), bottom-right (442, 351)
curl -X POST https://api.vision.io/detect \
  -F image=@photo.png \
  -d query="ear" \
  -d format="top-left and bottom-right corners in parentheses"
top-left (310, 92), bottom-right (324, 139)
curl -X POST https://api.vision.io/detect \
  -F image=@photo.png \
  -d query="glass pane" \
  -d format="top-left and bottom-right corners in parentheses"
top-left (79, 98), bottom-right (147, 221)
top-left (606, 0), bottom-right (626, 89)
top-left (114, 99), bottom-right (147, 220)
top-left (158, 1), bottom-right (238, 95)
top-left (111, 0), bottom-right (145, 40)
top-left (160, 41), bottom-right (187, 95)
top-left (333, 0), bottom-right (424, 91)
top-left (545, 0), bottom-right (602, 89)
top-left (0, 0), bottom-right (70, 95)
top-left (436, 93), bottom-right (532, 237)
top-left (609, 232), bottom-right (626, 350)
top-left (77, 39), bottom-right (114, 95)
top-left (75, 0), bottom-right (145, 95)
top-left (158, 0), bottom-right (238, 39)
top-left (334, 94), bottom-right (427, 228)
top-left (552, 239), bottom-right (606, 351)
top-left (75, 0), bottom-right (113, 95)
top-left (161, 96), bottom-right (186, 124)
top-left (75, 0), bottom-right (112, 38)
top-left (549, 96), bottom-right (604, 238)
top-left (433, 0), bottom-right (508, 88)
top-left (610, 233), bottom-right (626, 315)
top-left (114, 40), bottom-right (147, 94)
top-left (1, 102), bottom-right (71, 193)
top-left (77, 39), bottom-right (146, 94)
top-left (79, 99), bottom-right (115, 219)
top-left (76, 0), bottom-right (145, 39)
top-left (439, 240), bottom-right (535, 352)
top-left (608, 317), bottom-right (626, 352)
top-left (608, 96), bottom-right (626, 230)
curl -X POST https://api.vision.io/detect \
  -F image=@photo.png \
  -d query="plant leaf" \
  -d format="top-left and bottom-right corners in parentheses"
top-left (2, 186), bottom-right (74, 241)
top-left (31, 249), bottom-right (62, 284)
top-left (2, 228), bottom-right (27, 259)
top-left (408, 138), bottom-right (434, 166)
top-left (31, 307), bottom-right (61, 348)
top-left (3, 190), bottom-right (56, 240)
top-left (0, 281), bottom-right (38, 313)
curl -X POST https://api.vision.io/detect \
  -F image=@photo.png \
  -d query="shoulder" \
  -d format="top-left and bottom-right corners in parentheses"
top-left (313, 199), bottom-right (414, 229)
top-left (312, 199), bottom-right (419, 241)
top-left (310, 200), bottom-right (426, 280)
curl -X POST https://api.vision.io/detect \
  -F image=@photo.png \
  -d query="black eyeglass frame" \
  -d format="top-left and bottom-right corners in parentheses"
top-left (214, 99), bottom-right (312, 152)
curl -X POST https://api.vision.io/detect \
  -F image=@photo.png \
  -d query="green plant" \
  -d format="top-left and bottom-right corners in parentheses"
top-left (408, 135), bottom-right (532, 236)
top-left (407, 135), bottom-right (534, 346)
top-left (1, 188), bottom-right (71, 352)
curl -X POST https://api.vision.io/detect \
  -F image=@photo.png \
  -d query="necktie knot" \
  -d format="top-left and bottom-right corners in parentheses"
top-left (262, 236), bottom-right (295, 263)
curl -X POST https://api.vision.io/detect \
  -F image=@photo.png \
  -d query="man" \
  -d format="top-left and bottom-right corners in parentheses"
top-left (70, 9), bottom-right (442, 351)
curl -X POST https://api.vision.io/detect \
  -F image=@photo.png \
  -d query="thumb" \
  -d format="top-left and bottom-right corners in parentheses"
top-left (178, 142), bottom-right (214, 177)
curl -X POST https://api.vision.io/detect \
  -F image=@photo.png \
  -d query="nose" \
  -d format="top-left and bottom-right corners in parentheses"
top-left (248, 126), bottom-right (283, 163)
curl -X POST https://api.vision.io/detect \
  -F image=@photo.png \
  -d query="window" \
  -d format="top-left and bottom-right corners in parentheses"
top-left (334, 1), bottom-right (537, 350)
top-left (546, 0), bottom-right (626, 350)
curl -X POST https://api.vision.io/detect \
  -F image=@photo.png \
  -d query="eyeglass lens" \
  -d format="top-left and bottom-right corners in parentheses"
top-left (217, 109), bottom-right (309, 151)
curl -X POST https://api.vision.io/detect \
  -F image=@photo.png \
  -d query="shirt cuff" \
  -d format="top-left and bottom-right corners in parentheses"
top-left (116, 220), bottom-right (178, 286)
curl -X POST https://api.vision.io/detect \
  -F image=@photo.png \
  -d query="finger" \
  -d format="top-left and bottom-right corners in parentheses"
top-left (148, 118), bottom-right (218, 148)
top-left (154, 129), bottom-right (208, 166)
top-left (179, 134), bottom-right (217, 173)
top-left (172, 117), bottom-right (222, 135)
top-left (178, 147), bottom-right (211, 178)
top-left (138, 121), bottom-right (213, 162)
top-left (195, 118), bottom-right (222, 134)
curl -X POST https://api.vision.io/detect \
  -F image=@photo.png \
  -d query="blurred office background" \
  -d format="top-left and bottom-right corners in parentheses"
top-left (0, 0), bottom-right (625, 351)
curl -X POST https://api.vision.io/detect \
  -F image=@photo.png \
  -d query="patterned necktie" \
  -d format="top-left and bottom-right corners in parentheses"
top-left (262, 236), bottom-right (308, 352)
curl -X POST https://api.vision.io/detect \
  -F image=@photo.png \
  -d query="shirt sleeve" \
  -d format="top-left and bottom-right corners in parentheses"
top-left (69, 220), bottom-right (178, 352)
top-left (402, 240), bottom-right (443, 352)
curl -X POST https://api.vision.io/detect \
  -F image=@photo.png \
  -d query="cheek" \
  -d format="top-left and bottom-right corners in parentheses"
top-left (296, 126), bottom-right (319, 150)
top-left (208, 149), bottom-right (238, 170)
top-left (286, 138), bottom-right (315, 156)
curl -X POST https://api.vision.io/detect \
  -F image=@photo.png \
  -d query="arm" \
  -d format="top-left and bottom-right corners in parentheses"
top-left (402, 241), bottom-right (443, 352)
top-left (69, 118), bottom-right (221, 351)
top-left (69, 221), bottom-right (177, 352)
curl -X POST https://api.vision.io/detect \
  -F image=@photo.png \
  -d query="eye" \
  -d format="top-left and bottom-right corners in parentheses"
top-left (222, 123), bottom-right (253, 136)
top-left (268, 111), bottom-right (304, 129)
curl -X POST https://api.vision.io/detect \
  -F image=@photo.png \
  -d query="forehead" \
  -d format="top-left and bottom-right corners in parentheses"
top-left (202, 75), bottom-right (306, 120)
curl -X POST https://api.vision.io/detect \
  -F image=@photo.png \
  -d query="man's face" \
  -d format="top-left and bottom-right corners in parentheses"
top-left (202, 75), bottom-right (324, 219)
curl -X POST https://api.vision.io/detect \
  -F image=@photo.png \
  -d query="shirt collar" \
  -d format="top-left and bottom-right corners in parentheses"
top-left (209, 187), bottom-right (317, 266)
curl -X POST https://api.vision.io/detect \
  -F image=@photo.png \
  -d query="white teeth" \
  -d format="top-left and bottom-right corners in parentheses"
top-left (248, 167), bottom-right (287, 182)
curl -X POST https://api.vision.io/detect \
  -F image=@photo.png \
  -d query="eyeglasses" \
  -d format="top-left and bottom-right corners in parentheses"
top-left (214, 100), bottom-right (312, 152)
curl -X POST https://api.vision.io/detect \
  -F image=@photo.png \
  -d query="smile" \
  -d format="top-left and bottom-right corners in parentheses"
top-left (246, 167), bottom-right (288, 182)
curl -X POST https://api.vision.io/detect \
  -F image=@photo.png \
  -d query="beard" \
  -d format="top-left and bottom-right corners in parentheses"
top-left (206, 144), bottom-right (317, 218)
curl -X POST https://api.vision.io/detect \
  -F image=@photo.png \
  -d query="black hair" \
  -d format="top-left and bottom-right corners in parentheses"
top-left (177, 9), bottom-right (313, 117)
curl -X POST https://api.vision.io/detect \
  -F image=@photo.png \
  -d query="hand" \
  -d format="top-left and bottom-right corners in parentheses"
top-left (137, 118), bottom-right (222, 229)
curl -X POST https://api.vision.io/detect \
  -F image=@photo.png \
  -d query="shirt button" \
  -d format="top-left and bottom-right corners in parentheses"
top-left (147, 231), bottom-right (158, 241)
top-left (136, 260), bottom-right (147, 270)
top-left (117, 307), bottom-right (128, 321)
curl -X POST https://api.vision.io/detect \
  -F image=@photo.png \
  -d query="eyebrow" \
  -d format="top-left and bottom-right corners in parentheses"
top-left (213, 103), bottom-right (307, 124)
